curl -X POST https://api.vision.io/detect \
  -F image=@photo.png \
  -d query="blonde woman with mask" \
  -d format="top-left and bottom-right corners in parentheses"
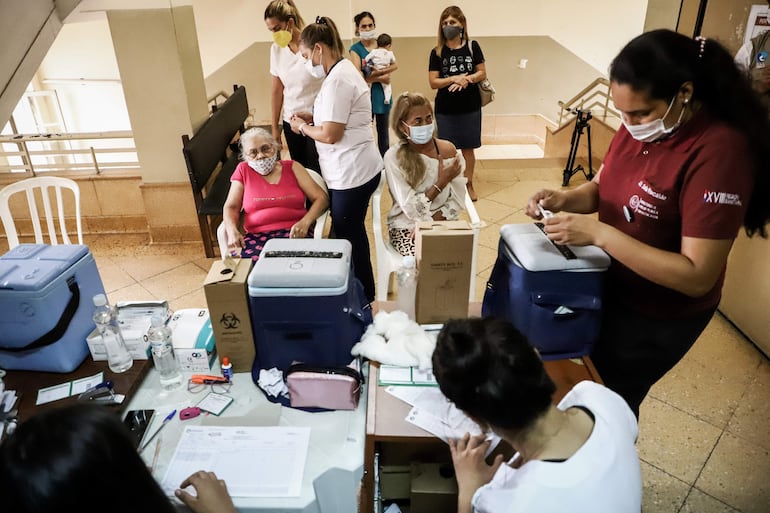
top-left (384, 92), bottom-right (466, 256)
top-left (264, 0), bottom-right (322, 170)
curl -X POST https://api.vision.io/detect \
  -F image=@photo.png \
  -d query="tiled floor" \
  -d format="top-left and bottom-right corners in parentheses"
top-left (12, 147), bottom-right (769, 513)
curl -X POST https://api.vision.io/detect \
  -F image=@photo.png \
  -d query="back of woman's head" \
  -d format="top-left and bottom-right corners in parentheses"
top-left (263, 0), bottom-right (305, 28)
top-left (611, 29), bottom-right (770, 237)
top-left (300, 16), bottom-right (344, 57)
top-left (432, 317), bottom-right (556, 431)
top-left (0, 403), bottom-right (175, 513)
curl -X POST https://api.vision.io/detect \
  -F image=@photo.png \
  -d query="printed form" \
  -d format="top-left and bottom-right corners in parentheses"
top-left (161, 425), bottom-right (310, 497)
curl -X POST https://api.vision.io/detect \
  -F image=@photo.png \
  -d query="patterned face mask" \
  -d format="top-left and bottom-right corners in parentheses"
top-left (248, 154), bottom-right (278, 175)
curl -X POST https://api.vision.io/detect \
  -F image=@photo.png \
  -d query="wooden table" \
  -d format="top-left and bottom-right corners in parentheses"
top-left (361, 357), bottom-right (602, 511)
top-left (3, 357), bottom-right (152, 425)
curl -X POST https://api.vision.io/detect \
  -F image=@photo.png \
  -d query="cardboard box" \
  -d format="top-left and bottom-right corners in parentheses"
top-left (414, 221), bottom-right (474, 324)
top-left (168, 308), bottom-right (216, 372)
top-left (203, 259), bottom-right (255, 373)
top-left (380, 464), bottom-right (412, 500)
top-left (410, 462), bottom-right (458, 513)
top-left (86, 301), bottom-right (170, 361)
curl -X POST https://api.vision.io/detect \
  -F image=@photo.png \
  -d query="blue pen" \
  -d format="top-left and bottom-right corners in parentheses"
top-left (139, 409), bottom-right (176, 452)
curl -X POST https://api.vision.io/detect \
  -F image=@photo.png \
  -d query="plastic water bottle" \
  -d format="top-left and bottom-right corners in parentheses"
top-left (147, 314), bottom-right (183, 391)
top-left (92, 294), bottom-right (133, 373)
top-left (395, 255), bottom-right (418, 321)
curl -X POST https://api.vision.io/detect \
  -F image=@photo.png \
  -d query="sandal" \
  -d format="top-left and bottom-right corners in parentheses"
top-left (466, 182), bottom-right (478, 202)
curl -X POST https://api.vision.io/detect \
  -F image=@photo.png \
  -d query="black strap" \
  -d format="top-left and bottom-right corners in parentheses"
top-left (0, 276), bottom-right (80, 353)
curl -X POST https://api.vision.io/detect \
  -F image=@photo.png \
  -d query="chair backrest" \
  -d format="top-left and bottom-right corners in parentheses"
top-left (216, 167), bottom-right (331, 259)
top-left (372, 172), bottom-right (407, 301)
top-left (371, 172), bottom-right (483, 302)
top-left (0, 176), bottom-right (83, 249)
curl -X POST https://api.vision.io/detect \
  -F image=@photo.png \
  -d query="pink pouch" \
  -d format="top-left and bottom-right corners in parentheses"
top-left (286, 363), bottom-right (363, 411)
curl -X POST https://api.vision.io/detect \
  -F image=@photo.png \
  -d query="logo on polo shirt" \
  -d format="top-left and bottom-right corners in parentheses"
top-left (703, 189), bottom-right (742, 206)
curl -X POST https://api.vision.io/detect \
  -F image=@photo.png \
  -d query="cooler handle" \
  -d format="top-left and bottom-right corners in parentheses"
top-left (0, 276), bottom-right (81, 353)
top-left (532, 292), bottom-right (601, 313)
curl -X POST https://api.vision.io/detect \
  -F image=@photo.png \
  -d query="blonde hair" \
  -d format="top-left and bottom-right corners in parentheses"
top-left (300, 16), bottom-right (345, 57)
top-left (390, 92), bottom-right (434, 188)
top-left (435, 5), bottom-right (469, 58)
top-left (264, 0), bottom-right (305, 28)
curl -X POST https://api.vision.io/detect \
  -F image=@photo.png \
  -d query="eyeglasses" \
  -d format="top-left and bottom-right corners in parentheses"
top-left (187, 375), bottom-right (232, 395)
top-left (245, 144), bottom-right (275, 159)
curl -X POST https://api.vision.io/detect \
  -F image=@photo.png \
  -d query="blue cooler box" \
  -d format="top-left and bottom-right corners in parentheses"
top-left (0, 244), bottom-right (105, 372)
top-left (482, 224), bottom-right (610, 360)
top-left (247, 239), bottom-right (372, 405)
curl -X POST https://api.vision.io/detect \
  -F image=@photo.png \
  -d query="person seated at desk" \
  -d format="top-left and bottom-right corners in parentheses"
top-left (384, 91), bottom-right (466, 256)
top-left (223, 126), bottom-right (329, 260)
top-left (0, 403), bottom-right (237, 513)
top-left (432, 317), bottom-right (642, 513)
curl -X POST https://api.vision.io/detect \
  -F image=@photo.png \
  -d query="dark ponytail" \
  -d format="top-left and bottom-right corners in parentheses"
top-left (300, 16), bottom-right (345, 58)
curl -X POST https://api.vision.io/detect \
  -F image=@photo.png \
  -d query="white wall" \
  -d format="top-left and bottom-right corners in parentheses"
top-left (36, 18), bottom-right (130, 133)
top-left (193, 0), bottom-right (648, 77)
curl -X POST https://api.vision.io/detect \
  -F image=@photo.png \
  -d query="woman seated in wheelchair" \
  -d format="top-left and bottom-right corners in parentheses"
top-left (384, 92), bottom-right (466, 256)
top-left (223, 127), bottom-right (328, 260)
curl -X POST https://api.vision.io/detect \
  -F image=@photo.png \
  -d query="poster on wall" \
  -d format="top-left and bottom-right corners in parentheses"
top-left (745, 4), bottom-right (770, 45)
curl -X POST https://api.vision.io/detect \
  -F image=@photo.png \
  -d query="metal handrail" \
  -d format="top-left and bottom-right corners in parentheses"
top-left (0, 130), bottom-right (138, 176)
top-left (557, 77), bottom-right (621, 128)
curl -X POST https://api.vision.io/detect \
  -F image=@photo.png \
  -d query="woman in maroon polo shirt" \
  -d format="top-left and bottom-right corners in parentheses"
top-left (525, 29), bottom-right (770, 418)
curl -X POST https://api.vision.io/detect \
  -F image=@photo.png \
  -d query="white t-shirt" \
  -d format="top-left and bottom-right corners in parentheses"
top-left (269, 43), bottom-right (324, 123)
top-left (312, 58), bottom-right (383, 190)
top-left (366, 47), bottom-right (396, 69)
top-left (472, 381), bottom-right (642, 513)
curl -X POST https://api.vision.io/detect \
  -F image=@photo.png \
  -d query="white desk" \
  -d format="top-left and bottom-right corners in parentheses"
top-left (124, 366), bottom-right (367, 513)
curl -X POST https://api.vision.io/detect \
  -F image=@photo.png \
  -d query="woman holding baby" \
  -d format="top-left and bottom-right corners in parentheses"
top-left (383, 91), bottom-right (467, 256)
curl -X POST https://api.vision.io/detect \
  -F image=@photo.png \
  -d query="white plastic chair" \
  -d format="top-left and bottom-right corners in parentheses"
top-left (217, 168), bottom-right (330, 258)
top-left (372, 172), bottom-right (482, 301)
top-left (0, 176), bottom-right (83, 249)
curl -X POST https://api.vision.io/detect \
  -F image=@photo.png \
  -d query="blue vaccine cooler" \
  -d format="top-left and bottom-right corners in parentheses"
top-left (482, 223), bottom-right (610, 360)
top-left (0, 244), bottom-right (105, 372)
top-left (247, 238), bottom-right (372, 406)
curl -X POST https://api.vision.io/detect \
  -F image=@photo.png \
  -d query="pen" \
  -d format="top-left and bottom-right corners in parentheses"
top-left (139, 409), bottom-right (176, 452)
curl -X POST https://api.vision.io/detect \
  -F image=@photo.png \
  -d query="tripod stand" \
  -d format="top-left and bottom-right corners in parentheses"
top-left (562, 108), bottom-right (594, 187)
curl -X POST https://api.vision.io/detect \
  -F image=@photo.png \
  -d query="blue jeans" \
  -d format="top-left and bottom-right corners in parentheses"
top-left (328, 172), bottom-right (381, 302)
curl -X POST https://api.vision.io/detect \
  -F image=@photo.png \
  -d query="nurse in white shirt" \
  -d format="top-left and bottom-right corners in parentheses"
top-left (264, 0), bottom-right (323, 171)
top-left (432, 317), bottom-right (642, 513)
top-left (289, 15), bottom-right (383, 302)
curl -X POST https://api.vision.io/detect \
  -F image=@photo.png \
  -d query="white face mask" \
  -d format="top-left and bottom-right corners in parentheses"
top-left (403, 122), bottom-right (435, 145)
top-left (622, 96), bottom-right (686, 143)
top-left (248, 154), bottom-right (278, 175)
top-left (304, 47), bottom-right (326, 79)
top-left (359, 29), bottom-right (377, 40)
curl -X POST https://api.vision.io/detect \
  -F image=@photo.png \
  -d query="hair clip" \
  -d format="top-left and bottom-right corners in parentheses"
top-left (315, 16), bottom-right (327, 25)
top-left (695, 36), bottom-right (706, 58)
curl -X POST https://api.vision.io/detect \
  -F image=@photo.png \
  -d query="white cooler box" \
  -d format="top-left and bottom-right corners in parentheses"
top-left (0, 244), bottom-right (105, 372)
top-left (247, 238), bottom-right (372, 406)
top-left (482, 223), bottom-right (610, 359)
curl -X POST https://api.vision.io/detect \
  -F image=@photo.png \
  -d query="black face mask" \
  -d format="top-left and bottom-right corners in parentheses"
top-left (442, 25), bottom-right (463, 40)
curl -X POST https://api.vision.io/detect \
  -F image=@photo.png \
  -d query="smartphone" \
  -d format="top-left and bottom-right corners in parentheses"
top-left (123, 409), bottom-right (155, 449)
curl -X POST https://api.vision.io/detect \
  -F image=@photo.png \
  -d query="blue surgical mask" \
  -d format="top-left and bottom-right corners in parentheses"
top-left (304, 47), bottom-right (326, 79)
top-left (622, 96), bottom-right (686, 143)
top-left (403, 122), bottom-right (434, 145)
